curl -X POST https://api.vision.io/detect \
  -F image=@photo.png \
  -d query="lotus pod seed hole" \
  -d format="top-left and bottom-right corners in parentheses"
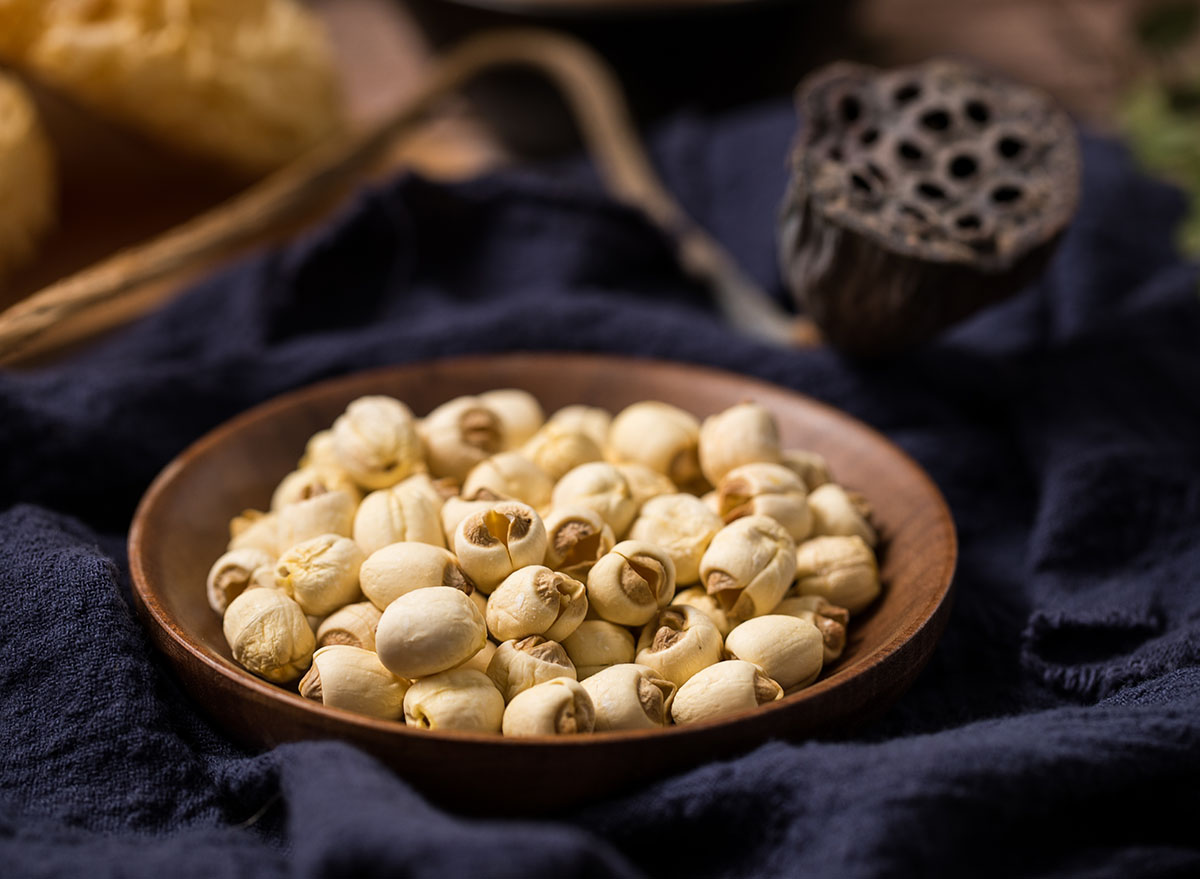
top-left (997, 136), bottom-right (1025, 159)
top-left (917, 181), bottom-right (946, 200)
top-left (965, 100), bottom-right (991, 124)
top-left (991, 185), bottom-right (1022, 204)
top-left (949, 155), bottom-right (978, 178)
top-left (919, 108), bottom-right (951, 131)
top-left (894, 82), bottom-right (921, 104)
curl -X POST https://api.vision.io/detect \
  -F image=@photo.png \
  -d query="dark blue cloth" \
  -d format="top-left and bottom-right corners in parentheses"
top-left (2, 103), bottom-right (1199, 878)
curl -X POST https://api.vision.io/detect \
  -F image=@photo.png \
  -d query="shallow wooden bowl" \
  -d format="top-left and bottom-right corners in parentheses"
top-left (129, 353), bottom-right (956, 813)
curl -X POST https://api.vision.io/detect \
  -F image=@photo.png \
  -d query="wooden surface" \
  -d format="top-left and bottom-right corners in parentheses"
top-left (128, 353), bottom-right (957, 814)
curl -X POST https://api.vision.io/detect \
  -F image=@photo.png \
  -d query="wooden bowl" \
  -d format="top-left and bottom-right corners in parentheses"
top-left (129, 353), bottom-right (956, 813)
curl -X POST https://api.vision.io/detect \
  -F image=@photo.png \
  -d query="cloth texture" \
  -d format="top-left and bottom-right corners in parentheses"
top-left (2, 102), bottom-right (1199, 878)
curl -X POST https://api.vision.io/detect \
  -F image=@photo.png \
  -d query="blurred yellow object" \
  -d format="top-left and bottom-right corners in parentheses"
top-left (0, 0), bottom-right (346, 174)
top-left (0, 72), bottom-right (56, 280)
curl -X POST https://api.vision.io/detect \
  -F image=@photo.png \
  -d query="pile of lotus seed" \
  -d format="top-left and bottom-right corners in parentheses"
top-left (208, 391), bottom-right (881, 735)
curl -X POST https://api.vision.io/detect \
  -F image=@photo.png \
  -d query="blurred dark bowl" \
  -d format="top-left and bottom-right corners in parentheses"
top-left (402, 0), bottom-right (858, 154)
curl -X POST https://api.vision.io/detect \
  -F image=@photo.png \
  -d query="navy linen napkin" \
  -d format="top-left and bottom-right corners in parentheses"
top-left (2, 103), bottom-right (1199, 878)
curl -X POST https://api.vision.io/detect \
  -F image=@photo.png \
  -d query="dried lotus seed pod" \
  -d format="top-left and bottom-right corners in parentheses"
top-left (770, 599), bottom-right (847, 663)
top-left (271, 467), bottom-right (363, 511)
top-left (299, 645), bottom-right (409, 720)
top-left (332, 396), bottom-right (423, 490)
top-left (614, 464), bottom-right (677, 510)
top-left (807, 484), bottom-right (878, 547)
top-left (724, 615), bottom-right (824, 690)
top-left (780, 449), bottom-right (832, 492)
top-left (699, 515), bottom-right (797, 624)
top-left (454, 501), bottom-right (548, 594)
top-left (420, 395), bottom-right (505, 482)
top-left (546, 404), bottom-right (611, 449)
top-left (698, 402), bottom-right (783, 487)
top-left (581, 663), bottom-right (676, 731)
top-left (586, 540), bottom-right (676, 626)
top-left (315, 601), bottom-right (382, 651)
top-left (486, 636), bottom-right (576, 702)
top-left (522, 423), bottom-right (605, 480)
top-left (551, 462), bottom-right (638, 538)
top-left (359, 542), bottom-right (473, 611)
top-left (779, 59), bottom-right (1080, 355)
top-left (634, 605), bottom-right (723, 688)
top-left (671, 586), bottom-right (734, 638)
top-left (717, 462), bottom-right (812, 541)
top-left (404, 669), bottom-right (504, 732)
top-left (376, 587), bottom-right (487, 679)
top-left (461, 452), bottom-right (554, 510)
top-left (207, 548), bottom-right (273, 615)
top-left (222, 588), bottom-right (315, 683)
top-left (629, 493), bottom-right (724, 585)
top-left (478, 389), bottom-right (545, 449)
top-left (501, 678), bottom-right (595, 736)
top-left (671, 660), bottom-right (783, 725)
top-left (353, 482), bottom-right (445, 556)
top-left (274, 533), bottom-right (364, 617)
top-left (276, 490), bottom-right (357, 551)
top-left (793, 535), bottom-right (881, 613)
top-left (561, 620), bottom-right (636, 680)
top-left (606, 401), bottom-right (702, 487)
top-left (228, 509), bottom-right (281, 556)
top-left (485, 566), bottom-right (588, 643)
top-left (456, 639), bottom-right (498, 674)
top-left (542, 506), bottom-right (616, 580)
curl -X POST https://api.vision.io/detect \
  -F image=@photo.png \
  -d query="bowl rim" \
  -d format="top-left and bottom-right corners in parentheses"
top-left (129, 351), bottom-right (957, 747)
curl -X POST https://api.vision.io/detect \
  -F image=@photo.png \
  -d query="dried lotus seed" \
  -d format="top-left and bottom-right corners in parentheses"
top-left (486, 635), bottom-right (576, 702)
top-left (223, 588), bottom-right (315, 683)
top-left (501, 678), bottom-right (595, 736)
top-left (207, 548), bottom-right (273, 615)
top-left (358, 542), bottom-right (473, 611)
top-left (793, 535), bottom-right (881, 613)
top-left (671, 660), bottom-right (783, 725)
top-left (724, 614), bottom-right (824, 690)
top-left (375, 587), bottom-right (487, 679)
top-left (581, 663), bottom-right (676, 731)
top-left (332, 396), bottom-right (423, 489)
top-left (698, 402), bottom-right (782, 486)
top-left (299, 645), bottom-right (408, 720)
top-left (404, 669), bottom-right (505, 732)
